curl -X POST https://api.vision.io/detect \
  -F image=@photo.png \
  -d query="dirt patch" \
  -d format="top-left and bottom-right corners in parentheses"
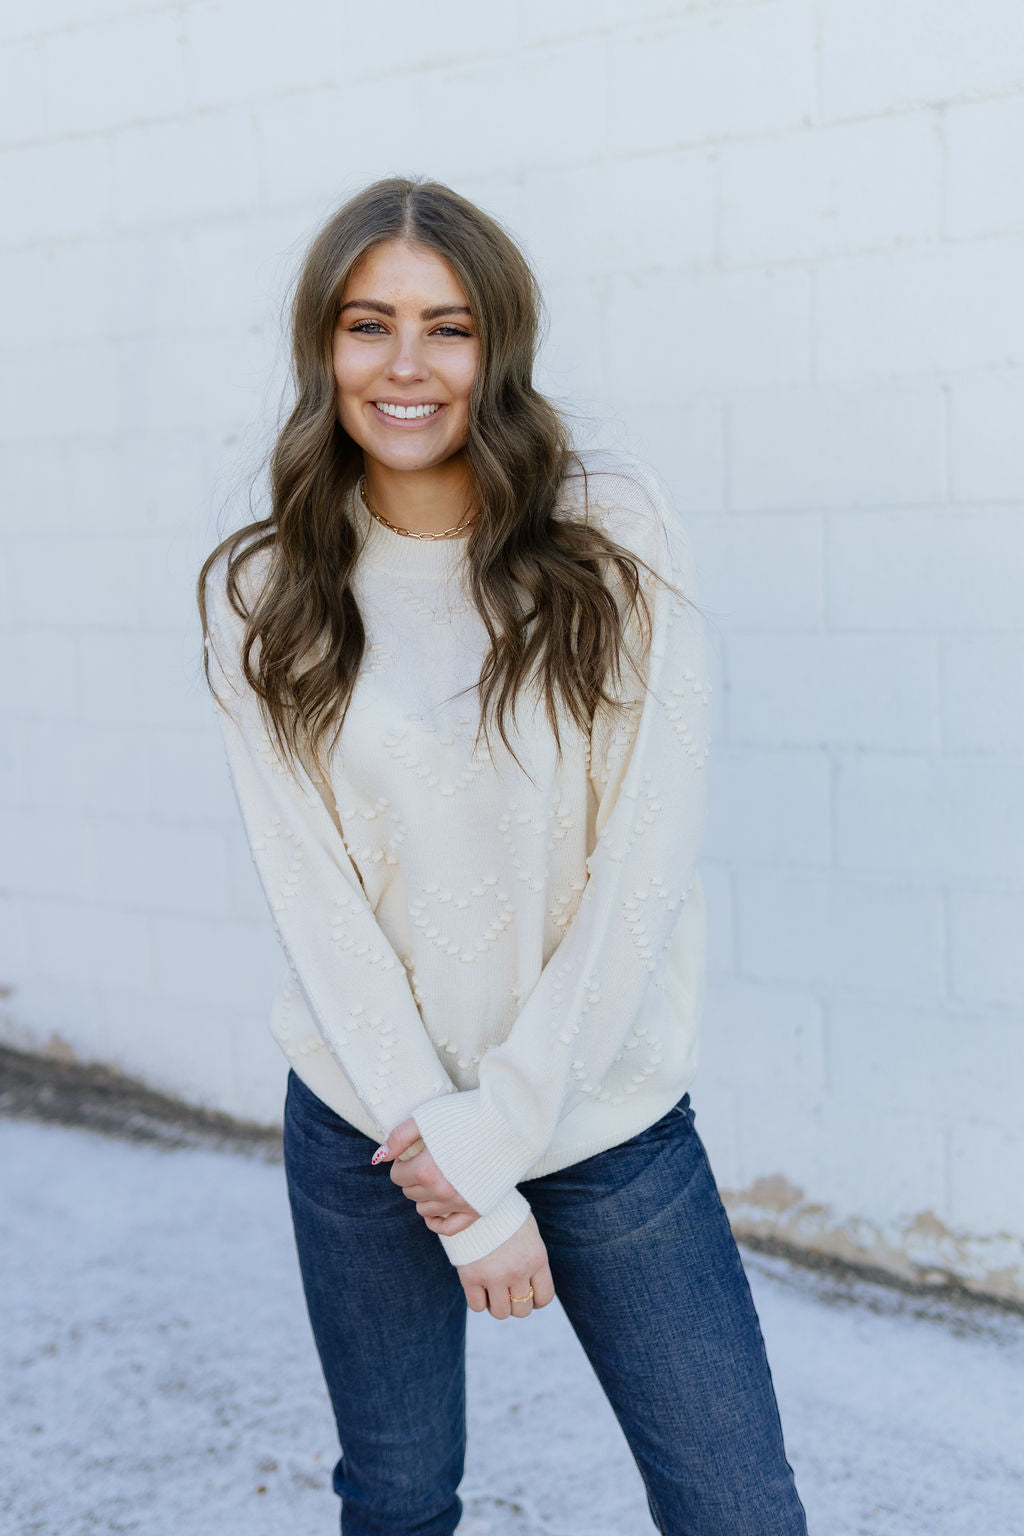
top-left (0, 1044), bottom-right (282, 1161)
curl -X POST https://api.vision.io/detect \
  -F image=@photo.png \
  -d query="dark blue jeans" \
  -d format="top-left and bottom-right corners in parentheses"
top-left (283, 1069), bottom-right (808, 1536)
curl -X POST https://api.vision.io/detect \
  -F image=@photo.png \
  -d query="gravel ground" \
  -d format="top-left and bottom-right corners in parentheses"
top-left (2, 1050), bottom-right (1023, 1536)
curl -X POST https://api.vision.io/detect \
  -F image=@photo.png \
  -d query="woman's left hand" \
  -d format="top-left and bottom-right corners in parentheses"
top-left (374, 1117), bottom-right (480, 1228)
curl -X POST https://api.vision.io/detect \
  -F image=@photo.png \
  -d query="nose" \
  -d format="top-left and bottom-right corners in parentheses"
top-left (385, 326), bottom-right (428, 384)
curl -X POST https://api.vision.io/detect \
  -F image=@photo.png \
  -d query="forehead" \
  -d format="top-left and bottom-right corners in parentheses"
top-left (342, 239), bottom-right (468, 304)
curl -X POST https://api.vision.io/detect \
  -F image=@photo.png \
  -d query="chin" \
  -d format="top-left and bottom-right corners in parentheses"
top-left (364, 432), bottom-right (468, 472)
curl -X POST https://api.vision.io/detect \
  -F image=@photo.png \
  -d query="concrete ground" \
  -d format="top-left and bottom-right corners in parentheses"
top-left (2, 1049), bottom-right (1023, 1536)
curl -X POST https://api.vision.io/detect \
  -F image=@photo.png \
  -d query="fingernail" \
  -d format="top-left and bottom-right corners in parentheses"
top-left (370, 1144), bottom-right (390, 1166)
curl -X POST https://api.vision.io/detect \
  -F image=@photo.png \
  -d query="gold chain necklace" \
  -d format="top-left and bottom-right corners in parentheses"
top-left (358, 476), bottom-right (477, 540)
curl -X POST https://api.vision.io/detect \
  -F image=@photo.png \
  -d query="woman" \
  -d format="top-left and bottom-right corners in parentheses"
top-left (198, 176), bottom-right (808, 1536)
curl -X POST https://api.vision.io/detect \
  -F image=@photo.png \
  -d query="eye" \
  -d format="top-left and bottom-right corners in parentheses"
top-left (348, 319), bottom-right (388, 334)
top-left (433, 324), bottom-right (472, 338)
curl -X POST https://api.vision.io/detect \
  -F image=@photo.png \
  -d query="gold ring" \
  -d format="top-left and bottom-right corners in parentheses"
top-left (509, 1286), bottom-right (534, 1304)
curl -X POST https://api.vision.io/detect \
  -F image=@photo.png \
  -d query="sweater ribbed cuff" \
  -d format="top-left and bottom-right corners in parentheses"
top-left (436, 1188), bottom-right (532, 1265)
top-left (412, 1088), bottom-right (538, 1218)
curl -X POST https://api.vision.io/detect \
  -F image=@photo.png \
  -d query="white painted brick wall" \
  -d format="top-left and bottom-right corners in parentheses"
top-left (1, 0), bottom-right (1021, 1289)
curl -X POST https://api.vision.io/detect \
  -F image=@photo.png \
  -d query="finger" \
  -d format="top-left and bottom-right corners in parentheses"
top-left (416, 1195), bottom-right (476, 1219)
top-left (372, 1118), bottom-right (421, 1165)
top-left (415, 1199), bottom-right (456, 1219)
top-left (389, 1156), bottom-right (449, 1197)
top-left (396, 1179), bottom-right (434, 1202)
top-left (462, 1283), bottom-right (488, 1313)
top-left (508, 1276), bottom-right (535, 1319)
top-left (531, 1261), bottom-right (556, 1309)
top-left (391, 1150), bottom-right (455, 1196)
top-left (486, 1285), bottom-right (512, 1322)
top-left (424, 1211), bottom-right (478, 1235)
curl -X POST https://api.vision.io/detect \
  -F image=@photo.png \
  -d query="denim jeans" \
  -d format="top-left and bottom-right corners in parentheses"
top-left (283, 1069), bottom-right (809, 1536)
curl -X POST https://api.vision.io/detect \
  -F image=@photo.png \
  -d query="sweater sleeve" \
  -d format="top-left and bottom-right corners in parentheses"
top-left (413, 465), bottom-right (712, 1252)
top-left (203, 559), bottom-right (533, 1257)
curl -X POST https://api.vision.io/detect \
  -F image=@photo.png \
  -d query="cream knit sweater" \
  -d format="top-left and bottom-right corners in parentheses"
top-left (205, 450), bottom-right (711, 1264)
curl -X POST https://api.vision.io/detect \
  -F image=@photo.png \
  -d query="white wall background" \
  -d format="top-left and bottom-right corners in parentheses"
top-left (1, 0), bottom-right (1022, 1300)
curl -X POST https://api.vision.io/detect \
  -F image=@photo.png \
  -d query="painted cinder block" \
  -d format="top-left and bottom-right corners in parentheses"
top-left (226, 1006), bottom-right (291, 1123)
top-left (224, 822), bottom-right (278, 926)
top-left (730, 383), bottom-right (947, 511)
top-left (607, 1), bottom-right (816, 152)
top-left (63, 432), bottom-right (227, 536)
top-left (17, 721), bottom-right (152, 818)
top-left (0, 442), bottom-right (67, 535)
top-left (816, 1101), bottom-right (948, 1224)
top-left (79, 629), bottom-right (212, 731)
top-left (1, 136), bottom-right (113, 248)
top-left (705, 746), bottom-right (830, 866)
top-left (835, 754), bottom-right (1024, 884)
top-left (148, 724), bottom-right (240, 828)
top-left (42, 10), bottom-right (187, 137)
top-left (816, 240), bottom-right (1024, 382)
top-left (99, 819), bottom-right (232, 920)
top-left (826, 510), bottom-right (1024, 632)
top-left (426, 38), bottom-right (612, 180)
top-left (609, 397), bottom-right (725, 514)
top-left (254, 90), bottom-right (408, 213)
top-left (0, 807), bottom-right (95, 902)
top-left (687, 513), bottom-right (822, 630)
top-left (100, 990), bottom-right (240, 1114)
top-left (949, 891), bottom-right (1024, 1009)
top-left (949, 1121), bottom-right (1024, 1232)
top-left (0, 342), bottom-right (124, 440)
top-left (826, 999), bottom-right (1023, 1129)
top-left (732, 1093), bottom-right (825, 1201)
top-left (172, 212), bottom-right (300, 336)
top-left (721, 114), bottom-right (942, 267)
top-left (946, 95), bottom-right (1024, 240)
top-left (726, 633), bottom-right (940, 750)
top-left (522, 150), bottom-right (716, 284)
top-left (23, 897), bottom-right (154, 994)
top-left (734, 868), bottom-right (945, 1000)
top-left (820, 0), bottom-right (1024, 120)
top-left (699, 975), bottom-right (826, 1099)
top-left (520, 0), bottom-right (607, 48)
top-left (0, 629), bottom-right (81, 721)
top-left (3, 981), bottom-right (110, 1062)
top-left (153, 911), bottom-right (286, 1013)
top-left (6, 534), bottom-right (144, 629)
top-left (112, 110), bottom-right (261, 230)
top-left (949, 369), bottom-right (1024, 504)
top-left (698, 859), bottom-right (736, 977)
top-left (942, 634), bottom-right (1024, 754)
top-left (0, 893), bottom-right (29, 982)
top-left (183, 0), bottom-right (349, 110)
top-left (0, 245), bottom-right (55, 346)
top-left (606, 266), bottom-right (812, 393)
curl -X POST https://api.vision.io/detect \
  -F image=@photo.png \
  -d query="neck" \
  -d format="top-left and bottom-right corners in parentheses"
top-left (361, 454), bottom-right (477, 538)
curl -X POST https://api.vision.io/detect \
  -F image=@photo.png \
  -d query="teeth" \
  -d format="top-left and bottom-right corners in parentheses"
top-left (375, 402), bottom-right (441, 420)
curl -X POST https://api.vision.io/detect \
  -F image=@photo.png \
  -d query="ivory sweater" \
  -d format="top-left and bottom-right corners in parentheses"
top-left (204, 450), bottom-right (711, 1264)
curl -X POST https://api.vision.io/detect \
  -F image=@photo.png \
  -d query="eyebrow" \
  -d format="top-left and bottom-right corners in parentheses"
top-left (338, 299), bottom-right (473, 321)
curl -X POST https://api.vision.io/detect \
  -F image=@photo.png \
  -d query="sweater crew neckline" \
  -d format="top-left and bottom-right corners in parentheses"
top-left (350, 482), bottom-right (471, 579)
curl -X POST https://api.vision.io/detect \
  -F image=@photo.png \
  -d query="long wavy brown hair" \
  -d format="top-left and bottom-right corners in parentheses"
top-left (197, 175), bottom-right (688, 780)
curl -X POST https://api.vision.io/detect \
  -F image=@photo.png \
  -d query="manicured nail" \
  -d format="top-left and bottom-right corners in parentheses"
top-left (370, 1144), bottom-right (390, 1165)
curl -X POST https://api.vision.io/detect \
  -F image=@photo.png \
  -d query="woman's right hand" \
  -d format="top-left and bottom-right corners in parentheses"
top-left (455, 1212), bottom-right (555, 1320)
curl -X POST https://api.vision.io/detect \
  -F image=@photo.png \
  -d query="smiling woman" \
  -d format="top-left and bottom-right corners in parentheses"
top-left (195, 176), bottom-right (809, 1536)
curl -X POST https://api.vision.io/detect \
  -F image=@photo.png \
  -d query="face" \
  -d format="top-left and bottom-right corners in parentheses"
top-left (332, 239), bottom-right (480, 474)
